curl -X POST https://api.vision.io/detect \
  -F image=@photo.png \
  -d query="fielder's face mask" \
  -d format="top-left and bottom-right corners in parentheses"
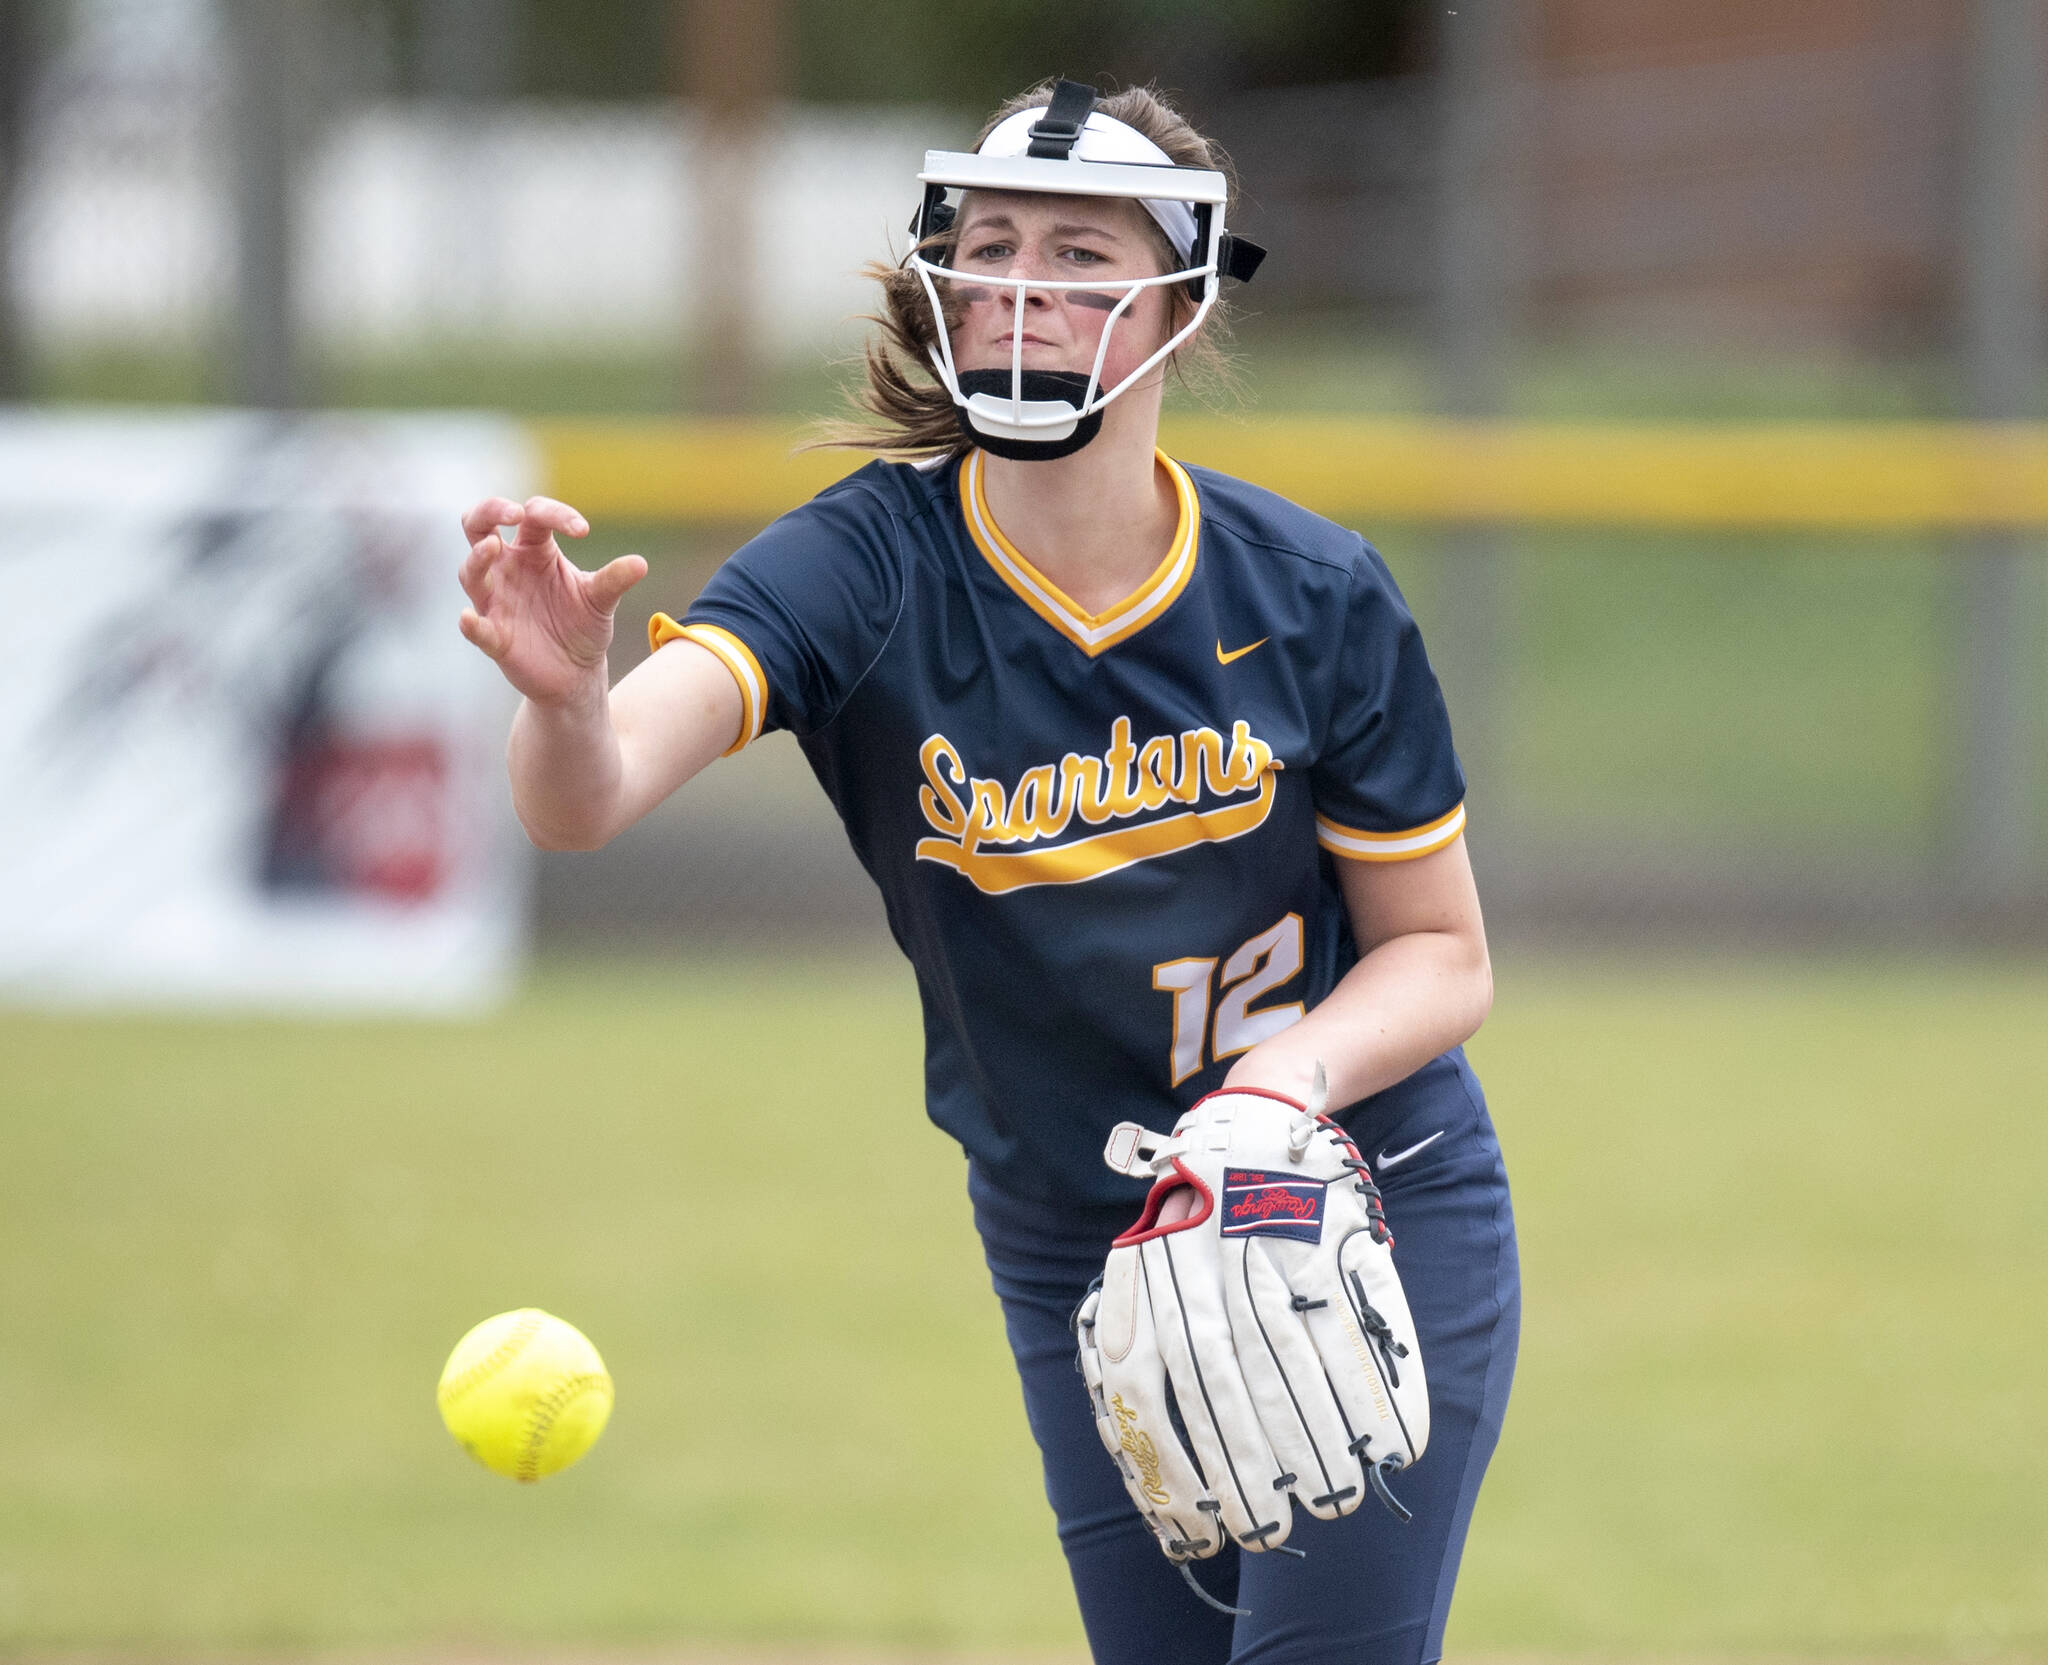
top-left (908, 80), bottom-right (1266, 461)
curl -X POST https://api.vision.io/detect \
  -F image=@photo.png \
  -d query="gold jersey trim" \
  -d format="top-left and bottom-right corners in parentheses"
top-left (1314, 802), bottom-right (1466, 862)
top-left (960, 448), bottom-right (1200, 657)
top-left (649, 612), bottom-right (766, 754)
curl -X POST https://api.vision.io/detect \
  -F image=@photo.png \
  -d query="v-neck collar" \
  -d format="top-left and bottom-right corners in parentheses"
top-left (959, 447), bottom-right (1200, 658)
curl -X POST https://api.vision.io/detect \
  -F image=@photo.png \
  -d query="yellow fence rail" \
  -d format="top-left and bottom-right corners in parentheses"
top-left (535, 416), bottom-right (2048, 530)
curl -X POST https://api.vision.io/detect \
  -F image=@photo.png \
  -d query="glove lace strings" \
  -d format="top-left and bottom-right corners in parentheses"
top-left (1173, 1556), bottom-right (1250, 1618)
top-left (1368, 1454), bottom-right (1415, 1523)
top-left (1339, 1158), bottom-right (1393, 1244)
top-left (1347, 1269), bottom-right (1410, 1388)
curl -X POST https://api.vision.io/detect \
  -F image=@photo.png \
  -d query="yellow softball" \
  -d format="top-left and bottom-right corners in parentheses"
top-left (436, 1308), bottom-right (614, 1482)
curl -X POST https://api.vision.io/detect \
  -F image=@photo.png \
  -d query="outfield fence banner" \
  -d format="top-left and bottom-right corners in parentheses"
top-left (534, 416), bottom-right (2048, 530)
top-left (0, 411), bottom-right (538, 1011)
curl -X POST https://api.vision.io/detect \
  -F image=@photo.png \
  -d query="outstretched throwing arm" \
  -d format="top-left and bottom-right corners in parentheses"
top-left (457, 495), bottom-right (744, 850)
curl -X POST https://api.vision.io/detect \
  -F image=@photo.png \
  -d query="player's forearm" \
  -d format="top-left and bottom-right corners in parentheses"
top-left (1222, 925), bottom-right (1492, 1109)
top-left (506, 675), bottom-right (629, 851)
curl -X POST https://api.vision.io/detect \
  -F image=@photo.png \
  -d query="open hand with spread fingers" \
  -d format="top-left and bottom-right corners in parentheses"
top-left (457, 495), bottom-right (648, 706)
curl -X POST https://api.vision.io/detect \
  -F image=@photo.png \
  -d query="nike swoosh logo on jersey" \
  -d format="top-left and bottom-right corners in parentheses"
top-left (1375, 1130), bottom-right (1445, 1170)
top-left (1216, 636), bottom-right (1269, 665)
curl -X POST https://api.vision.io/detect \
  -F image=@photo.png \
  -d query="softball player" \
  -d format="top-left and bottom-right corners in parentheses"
top-left (458, 80), bottom-right (1518, 1665)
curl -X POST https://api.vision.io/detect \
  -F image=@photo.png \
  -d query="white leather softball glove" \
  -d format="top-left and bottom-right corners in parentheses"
top-left (1073, 1070), bottom-right (1428, 1607)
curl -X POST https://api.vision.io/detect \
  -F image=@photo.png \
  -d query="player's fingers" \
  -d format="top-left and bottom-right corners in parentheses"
top-left (517, 496), bottom-right (589, 542)
top-left (460, 496), bottom-right (524, 542)
top-left (458, 534), bottom-right (503, 605)
top-left (586, 553), bottom-right (647, 615)
top-left (458, 607), bottom-right (507, 660)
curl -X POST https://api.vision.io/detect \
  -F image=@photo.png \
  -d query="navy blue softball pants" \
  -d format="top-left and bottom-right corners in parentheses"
top-left (969, 1058), bottom-right (1519, 1665)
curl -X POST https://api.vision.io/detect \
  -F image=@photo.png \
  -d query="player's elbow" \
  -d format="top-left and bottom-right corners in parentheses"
top-left (514, 801), bottom-right (618, 853)
top-left (518, 820), bottom-right (581, 853)
top-left (1460, 928), bottom-right (1495, 1038)
top-left (1471, 955), bottom-right (1494, 1033)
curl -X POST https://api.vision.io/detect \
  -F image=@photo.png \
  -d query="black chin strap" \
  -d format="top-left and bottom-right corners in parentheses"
top-left (1026, 80), bottom-right (1099, 158)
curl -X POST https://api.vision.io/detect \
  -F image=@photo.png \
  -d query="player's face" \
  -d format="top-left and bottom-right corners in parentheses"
top-left (947, 191), bottom-right (1176, 388)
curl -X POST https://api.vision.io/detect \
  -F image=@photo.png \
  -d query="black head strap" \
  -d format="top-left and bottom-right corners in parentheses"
top-left (1026, 80), bottom-right (1098, 159)
top-left (910, 183), bottom-right (956, 243)
top-left (1219, 231), bottom-right (1267, 284)
top-left (1182, 216), bottom-right (1269, 299)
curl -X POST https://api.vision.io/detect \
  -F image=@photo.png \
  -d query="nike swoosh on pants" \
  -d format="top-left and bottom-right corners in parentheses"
top-left (1375, 1129), bottom-right (1445, 1170)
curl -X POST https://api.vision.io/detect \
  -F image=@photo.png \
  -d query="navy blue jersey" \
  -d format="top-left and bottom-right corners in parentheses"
top-left (652, 448), bottom-right (1467, 1206)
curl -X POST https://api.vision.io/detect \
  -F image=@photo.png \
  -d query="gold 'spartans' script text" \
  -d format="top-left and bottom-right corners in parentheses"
top-left (914, 716), bottom-right (1281, 894)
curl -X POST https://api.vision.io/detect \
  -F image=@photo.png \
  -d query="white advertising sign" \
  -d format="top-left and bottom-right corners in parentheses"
top-left (0, 410), bottom-right (537, 1011)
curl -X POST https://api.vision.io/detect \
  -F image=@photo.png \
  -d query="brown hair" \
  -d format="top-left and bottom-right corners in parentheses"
top-left (816, 81), bottom-right (1239, 461)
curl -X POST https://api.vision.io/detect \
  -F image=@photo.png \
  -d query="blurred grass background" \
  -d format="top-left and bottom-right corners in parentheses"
top-left (588, 517), bottom-right (2028, 911)
top-left (3, 952), bottom-right (2042, 1655)
top-left (24, 332), bottom-right (2003, 422)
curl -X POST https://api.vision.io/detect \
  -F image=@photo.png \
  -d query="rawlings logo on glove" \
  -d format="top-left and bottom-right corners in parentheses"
top-left (1072, 1068), bottom-right (1428, 1613)
top-left (1221, 1171), bottom-right (1326, 1238)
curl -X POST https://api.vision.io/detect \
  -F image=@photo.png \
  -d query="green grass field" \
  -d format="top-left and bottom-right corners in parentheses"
top-left (2, 953), bottom-right (2044, 1657)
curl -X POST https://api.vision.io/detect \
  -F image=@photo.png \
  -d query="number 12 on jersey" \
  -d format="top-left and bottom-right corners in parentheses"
top-left (1151, 912), bottom-right (1306, 1086)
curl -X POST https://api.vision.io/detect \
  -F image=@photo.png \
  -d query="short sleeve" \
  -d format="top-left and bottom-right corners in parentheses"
top-left (1309, 542), bottom-right (1467, 861)
top-left (647, 483), bottom-right (903, 753)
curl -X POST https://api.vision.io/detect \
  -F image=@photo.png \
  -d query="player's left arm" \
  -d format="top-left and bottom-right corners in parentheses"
top-left (1221, 833), bottom-right (1491, 1108)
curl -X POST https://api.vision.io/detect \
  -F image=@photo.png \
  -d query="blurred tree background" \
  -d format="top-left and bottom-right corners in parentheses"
top-left (0, 0), bottom-right (2042, 934)
top-left (339, 0), bottom-right (1424, 110)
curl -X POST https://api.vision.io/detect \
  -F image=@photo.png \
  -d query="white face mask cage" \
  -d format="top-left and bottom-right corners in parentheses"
top-left (907, 192), bottom-right (1227, 446)
top-left (904, 85), bottom-right (1265, 455)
